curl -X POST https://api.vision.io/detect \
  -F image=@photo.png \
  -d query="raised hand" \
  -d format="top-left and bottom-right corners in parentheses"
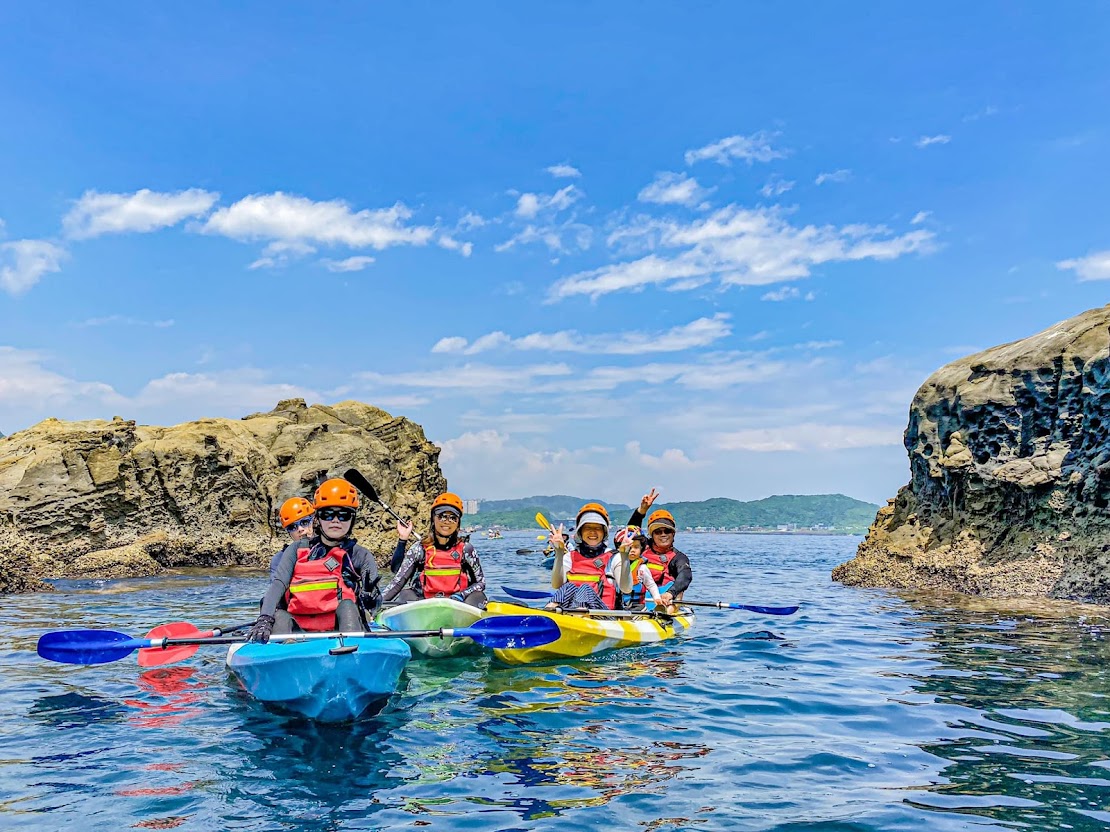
top-left (639, 487), bottom-right (660, 514)
top-left (397, 520), bottom-right (414, 541)
top-left (550, 523), bottom-right (567, 551)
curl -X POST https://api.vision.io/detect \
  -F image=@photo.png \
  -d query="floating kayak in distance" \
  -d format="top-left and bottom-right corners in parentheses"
top-left (485, 600), bottom-right (694, 665)
top-left (375, 597), bottom-right (484, 659)
top-left (226, 634), bottom-right (411, 722)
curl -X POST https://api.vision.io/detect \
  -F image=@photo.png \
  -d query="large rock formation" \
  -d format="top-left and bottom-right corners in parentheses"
top-left (833, 304), bottom-right (1110, 603)
top-left (0, 399), bottom-right (446, 592)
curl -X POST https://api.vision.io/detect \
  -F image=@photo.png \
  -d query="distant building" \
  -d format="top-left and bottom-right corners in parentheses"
top-left (463, 499), bottom-right (480, 514)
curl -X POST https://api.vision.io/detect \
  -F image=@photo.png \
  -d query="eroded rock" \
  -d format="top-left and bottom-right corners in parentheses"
top-left (834, 304), bottom-right (1110, 603)
top-left (0, 399), bottom-right (446, 591)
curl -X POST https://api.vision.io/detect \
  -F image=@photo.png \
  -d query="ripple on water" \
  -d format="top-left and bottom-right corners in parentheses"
top-left (3, 533), bottom-right (1110, 830)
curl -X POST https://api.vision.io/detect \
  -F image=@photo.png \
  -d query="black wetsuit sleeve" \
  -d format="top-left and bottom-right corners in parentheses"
top-left (390, 539), bottom-right (408, 573)
top-left (259, 542), bottom-right (299, 617)
top-left (346, 543), bottom-right (379, 589)
top-left (382, 547), bottom-right (423, 601)
top-left (628, 509), bottom-right (645, 528)
top-left (669, 549), bottom-right (692, 595)
top-left (459, 542), bottom-right (485, 598)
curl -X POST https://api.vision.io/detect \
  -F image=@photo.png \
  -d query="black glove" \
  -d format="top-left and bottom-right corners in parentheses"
top-left (247, 614), bottom-right (275, 644)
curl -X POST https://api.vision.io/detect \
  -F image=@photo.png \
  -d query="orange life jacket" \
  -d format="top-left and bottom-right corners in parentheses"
top-left (284, 545), bottom-right (358, 630)
top-left (567, 548), bottom-right (618, 609)
top-left (421, 540), bottom-right (471, 598)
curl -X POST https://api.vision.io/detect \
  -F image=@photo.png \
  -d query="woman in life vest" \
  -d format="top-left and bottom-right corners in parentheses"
top-left (247, 478), bottom-right (380, 643)
top-left (268, 496), bottom-right (315, 580)
top-left (626, 487), bottom-right (693, 608)
top-left (381, 492), bottom-right (488, 608)
top-left (614, 526), bottom-right (667, 611)
top-left (545, 503), bottom-right (631, 611)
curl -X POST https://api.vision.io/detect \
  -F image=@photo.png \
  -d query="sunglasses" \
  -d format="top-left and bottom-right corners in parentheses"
top-left (287, 516), bottom-right (314, 531)
top-left (318, 508), bottom-right (355, 522)
top-left (433, 511), bottom-right (460, 522)
top-left (652, 528), bottom-right (675, 536)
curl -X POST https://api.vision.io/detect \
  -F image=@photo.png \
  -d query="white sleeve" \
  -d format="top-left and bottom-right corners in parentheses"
top-left (610, 551), bottom-right (632, 594)
top-left (552, 549), bottom-right (568, 589)
top-left (639, 564), bottom-right (663, 602)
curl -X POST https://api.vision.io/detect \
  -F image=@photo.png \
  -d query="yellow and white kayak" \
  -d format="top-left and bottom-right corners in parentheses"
top-left (485, 600), bottom-right (694, 665)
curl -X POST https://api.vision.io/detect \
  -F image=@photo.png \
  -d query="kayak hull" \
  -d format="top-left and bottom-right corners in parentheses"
top-left (226, 636), bottom-right (410, 722)
top-left (485, 600), bottom-right (694, 665)
top-left (374, 597), bottom-right (483, 658)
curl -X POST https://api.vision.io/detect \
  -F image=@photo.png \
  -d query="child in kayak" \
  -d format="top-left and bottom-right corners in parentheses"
top-left (381, 492), bottom-right (488, 608)
top-left (546, 503), bottom-right (631, 611)
top-left (268, 496), bottom-right (315, 580)
top-left (614, 526), bottom-right (667, 611)
top-left (626, 488), bottom-right (693, 608)
top-left (247, 478), bottom-right (380, 643)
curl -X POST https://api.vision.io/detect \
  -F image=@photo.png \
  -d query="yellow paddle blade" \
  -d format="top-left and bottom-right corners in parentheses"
top-left (536, 535), bottom-right (547, 540)
top-left (534, 512), bottom-right (552, 531)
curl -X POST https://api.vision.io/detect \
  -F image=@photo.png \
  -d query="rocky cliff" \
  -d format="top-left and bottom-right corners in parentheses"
top-left (0, 399), bottom-right (446, 592)
top-left (833, 304), bottom-right (1110, 603)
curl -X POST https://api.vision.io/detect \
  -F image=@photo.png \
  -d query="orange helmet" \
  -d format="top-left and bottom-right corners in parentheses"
top-left (431, 492), bottom-right (464, 516)
top-left (647, 508), bottom-right (676, 532)
top-left (279, 496), bottom-right (314, 528)
top-left (313, 478), bottom-right (360, 510)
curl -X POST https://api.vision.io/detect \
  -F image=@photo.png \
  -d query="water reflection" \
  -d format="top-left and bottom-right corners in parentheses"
top-left (899, 591), bottom-right (1110, 829)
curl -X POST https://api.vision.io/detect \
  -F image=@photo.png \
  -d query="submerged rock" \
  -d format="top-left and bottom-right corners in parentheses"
top-left (0, 399), bottom-right (446, 590)
top-left (833, 304), bottom-right (1110, 603)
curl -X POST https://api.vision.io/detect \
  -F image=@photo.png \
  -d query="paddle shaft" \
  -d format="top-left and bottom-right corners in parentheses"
top-left (343, 468), bottom-right (425, 555)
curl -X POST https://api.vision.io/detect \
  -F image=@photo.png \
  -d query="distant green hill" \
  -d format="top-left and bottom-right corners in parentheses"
top-left (469, 493), bottom-right (878, 535)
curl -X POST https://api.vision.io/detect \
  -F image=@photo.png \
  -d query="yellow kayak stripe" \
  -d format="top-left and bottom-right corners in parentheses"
top-left (485, 600), bottom-right (694, 664)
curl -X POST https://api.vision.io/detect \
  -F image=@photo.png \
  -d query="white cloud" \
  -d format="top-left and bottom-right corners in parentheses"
top-left (437, 235), bottom-right (473, 257)
top-left (248, 240), bottom-right (317, 270)
top-left (202, 192), bottom-right (436, 251)
top-left (514, 185), bottom-right (580, 218)
top-left (915, 135), bottom-right (951, 148)
top-left (0, 346), bottom-right (122, 415)
top-left (637, 172), bottom-right (713, 208)
top-left (685, 131), bottom-right (788, 166)
top-left (360, 363), bottom-right (573, 393)
top-left (814, 169), bottom-right (852, 185)
top-left (1057, 251), bottom-right (1110, 281)
top-left (0, 240), bottom-right (67, 295)
top-left (495, 221), bottom-right (592, 254)
top-left (546, 163), bottom-right (581, 178)
top-left (135, 369), bottom-right (319, 412)
top-left (962, 105), bottom-right (999, 123)
top-left (432, 314), bottom-right (732, 356)
top-left (759, 176), bottom-right (795, 198)
top-left (911, 211), bottom-right (931, 225)
top-left (711, 422), bottom-right (903, 452)
top-left (761, 286), bottom-right (801, 302)
top-left (458, 212), bottom-right (487, 231)
top-left (623, 440), bottom-right (696, 469)
top-left (549, 205), bottom-right (936, 301)
top-left (76, 315), bottom-right (174, 328)
top-left (323, 255), bottom-right (376, 273)
top-left (64, 188), bottom-right (219, 239)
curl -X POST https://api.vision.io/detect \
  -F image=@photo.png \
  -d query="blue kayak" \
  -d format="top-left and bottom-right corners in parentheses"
top-left (226, 633), bottom-right (411, 722)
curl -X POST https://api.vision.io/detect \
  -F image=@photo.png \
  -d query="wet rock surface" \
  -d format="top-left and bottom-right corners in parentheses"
top-left (834, 304), bottom-right (1110, 603)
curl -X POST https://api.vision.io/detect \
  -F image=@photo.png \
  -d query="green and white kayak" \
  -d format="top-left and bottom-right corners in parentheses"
top-left (375, 597), bottom-right (484, 658)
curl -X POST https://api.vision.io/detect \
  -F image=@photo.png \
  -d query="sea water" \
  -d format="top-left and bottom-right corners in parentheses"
top-left (1, 532), bottom-right (1109, 831)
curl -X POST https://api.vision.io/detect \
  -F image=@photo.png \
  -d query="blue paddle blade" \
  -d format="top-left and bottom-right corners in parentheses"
top-left (501, 586), bottom-right (554, 601)
top-left (37, 629), bottom-right (146, 665)
top-left (458, 615), bottom-right (560, 648)
top-left (731, 604), bottom-right (799, 615)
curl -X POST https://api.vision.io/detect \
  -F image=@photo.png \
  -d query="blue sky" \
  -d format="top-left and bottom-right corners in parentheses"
top-left (1, 3), bottom-right (1109, 506)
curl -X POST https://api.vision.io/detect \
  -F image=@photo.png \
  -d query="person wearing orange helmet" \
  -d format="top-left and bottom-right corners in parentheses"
top-left (381, 491), bottom-right (488, 608)
top-left (268, 496), bottom-right (316, 580)
top-left (248, 477), bottom-right (380, 643)
top-left (545, 502), bottom-right (632, 611)
top-left (626, 487), bottom-right (692, 607)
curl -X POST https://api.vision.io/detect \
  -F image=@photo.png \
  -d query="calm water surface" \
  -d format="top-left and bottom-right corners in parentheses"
top-left (2, 532), bottom-right (1109, 831)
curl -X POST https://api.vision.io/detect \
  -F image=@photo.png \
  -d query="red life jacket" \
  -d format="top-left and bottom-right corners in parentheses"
top-left (642, 546), bottom-right (671, 588)
top-left (421, 540), bottom-right (470, 598)
top-left (567, 548), bottom-right (618, 609)
top-left (284, 545), bottom-right (358, 630)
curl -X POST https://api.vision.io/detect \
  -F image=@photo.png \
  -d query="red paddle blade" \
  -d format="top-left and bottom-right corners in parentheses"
top-left (137, 622), bottom-right (211, 667)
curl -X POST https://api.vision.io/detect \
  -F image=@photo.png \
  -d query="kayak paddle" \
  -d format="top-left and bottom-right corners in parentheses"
top-left (38, 615), bottom-right (562, 665)
top-left (501, 586), bottom-right (797, 615)
top-left (343, 468), bottom-right (412, 527)
top-left (137, 621), bottom-right (254, 667)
